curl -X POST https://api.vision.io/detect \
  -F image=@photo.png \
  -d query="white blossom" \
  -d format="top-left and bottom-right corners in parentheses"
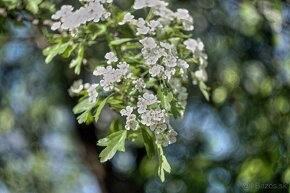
top-left (149, 65), bottom-right (164, 77)
top-left (163, 68), bottom-right (176, 80)
top-left (68, 79), bottom-right (84, 96)
top-left (105, 52), bottom-right (118, 64)
top-left (51, 22), bottom-right (61, 31)
top-left (149, 20), bottom-right (161, 32)
top-left (51, 1), bottom-right (111, 31)
top-left (133, 0), bottom-right (146, 9)
top-left (120, 106), bottom-right (134, 116)
top-left (163, 53), bottom-right (177, 68)
top-left (136, 18), bottom-right (150, 35)
top-left (178, 59), bottom-right (189, 69)
top-left (175, 9), bottom-right (194, 31)
top-left (194, 69), bottom-right (208, 81)
top-left (119, 13), bottom-right (135, 25)
top-left (52, 5), bottom-right (74, 20)
top-left (160, 42), bottom-right (173, 49)
top-left (140, 37), bottom-right (157, 49)
top-left (140, 108), bottom-right (166, 126)
top-left (93, 62), bottom-right (130, 91)
top-left (70, 79), bottom-right (83, 93)
top-left (87, 84), bottom-right (99, 103)
top-left (137, 93), bottom-right (159, 113)
top-left (120, 106), bottom-right (138, 130)
top-left (134, 78), bottom-right (145, 91)
top-left (125, 114), bottom-right (138, 130)
top-left (184, 38), bottom-right (204, 52)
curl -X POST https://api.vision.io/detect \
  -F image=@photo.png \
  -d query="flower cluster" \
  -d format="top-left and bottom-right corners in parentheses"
top-left (139, 37), bottom-right (191, 80)
top-left (52, 0), bottom-right (210, 171)
top-left (93, 61), bottom-right (130, 91)
top-left (119, 92), bottom-right (177, 146)
top-left (120, 106), bottom-right (138, 130)
top-left (51, 0), bottom-right (112, 31)
top-left (62, 0), bottom-right (208, 147)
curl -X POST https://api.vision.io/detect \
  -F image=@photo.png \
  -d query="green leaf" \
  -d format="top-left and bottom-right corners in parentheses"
top-left (199, 82), bottom-right (210, 101)
top-left (69, 45), bottom-right (84, 75)
top-left (110, 38), bottom-right (132, 46)
top-left (76, 110), bottom-right (92, 124)
top-left (158, 87), bottom-right (173, 111)
top-left (97, 130), bottom-right (127, 162)
top-left (94, 95), bottom-right (110, 123)
top-left (109, 119), bottom-right (119, 134)
top-left (2, 0), bottom-right (19, 9)
top-left (157, 144), bottom-right (171, 182)
top-left (141, 128), bottom-right (155, 157)
top-left (164, 92), bottom-right (173, 111)
top-left (24, 0), bottom-right (42, 14)
top-left (73, 98), bottom-right (96, 124)
top-left (62, 44), bottom-right (77, 58)
top-left (43, 42), bottom-right (69, 64)
top-left (73, 99), bottom-right (95, 114)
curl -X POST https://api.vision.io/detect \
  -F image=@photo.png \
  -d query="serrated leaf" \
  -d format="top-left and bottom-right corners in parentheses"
top-left (43, 42), bottom-right (69, 64)
top-left (97, 130), bottom-right (127, 162)
top-left (76, 110), bottom-right (91, 124)
top-left (142, 128), bottom-right (155, 157)
top-left (157, 144), bottom-right (171, 182)
top-left (73, 98), bottom-right (96, 124)
top-left (94, 95), bottom-right (110, 123)
top-left (110, 38), bottom-right (132, 46)
top-left (73, 98), bottom-right (95, 114)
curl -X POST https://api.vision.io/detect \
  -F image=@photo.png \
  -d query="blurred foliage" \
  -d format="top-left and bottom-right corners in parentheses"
top-left (0, 0), bottom-right (290, 193)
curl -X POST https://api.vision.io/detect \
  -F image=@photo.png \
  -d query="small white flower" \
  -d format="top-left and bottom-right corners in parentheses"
top-left (140, 37), bottom-right (157, 49)
top-left (87, 84), bottom-right (99, 103)
top-left (125, 114), bottom-right (138, 130)
top-left (52, 5), bottom-right (74, 20)
top-left (149, 20), bottom-right (161, 32)
top-left (133, 0), bottom-right (146, 9)
top-left (175, 9), bottom-right (194, 31)
top-left (137, 26), bottom-right (150, 35)
top-left (135, 18), bottom-right (150, 35)
top-left (184, 38), bottom-right (204, 52)
top-left (51, 1), bottom-right (110, 31)
top-left (164, 68), bottom-right (176, 80)
top-left (137, 103), bottom-right (147, 114)
top-left (163, 54), bottom-right (177, 68)
top-left (119, 13), bottom-right (135, 25)
top-left (105, 52), bottom-right (118, 64)
top-left (69, 79), bottom-right (84, 94)
top-left (120, 106), bottom-right (134, 116)
top-left (175, 9), bottom-right (191, 20)
top-left (178, 59), bottom-right (189, 69)
top-left (143, 93), bottom-right (158, 105)
top-left (149, 65), bottom-right (164, 77)
top-left (134, 78), bottom-right (145, 91)
top-left (51, 22), bottom-right (61, 31)
top-left (93, 63), bottom-right (130, 91)
top-left (194, 69), bottom-right (208, 81)
top-left (160, 42), bottom-right (173, 49)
